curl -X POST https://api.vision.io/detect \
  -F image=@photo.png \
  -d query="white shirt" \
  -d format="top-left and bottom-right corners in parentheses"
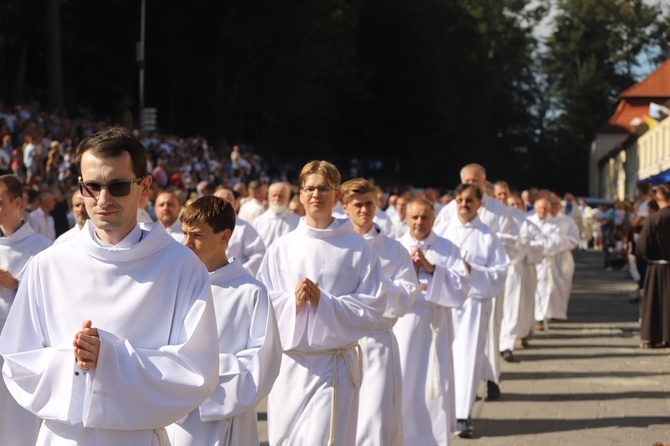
top-left (27, 207), bottom-right (56, 242)
top-left (237, 198), bottom-right (265, 223)
top-left (164, 218), bottom-right (184, 244)
top-left (227, 218), bottom-right (266, 277)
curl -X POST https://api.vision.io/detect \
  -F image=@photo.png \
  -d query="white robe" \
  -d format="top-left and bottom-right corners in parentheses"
top-left (394, 231), bottom-right (470, 445)
top-left (227, 218), bottom-right (266, 277)
top-left (390, 214), bottom-right (407, 239)
top-left (165, 218), bottom-right (185, 244)
top-left (252, 208), bottom-right (299, 248)
top-left (547, 214), bottom-right (580, 320)
top-left (257, 218), bottom-right (386, 446)
top-left (435, 194), bottom-right (517, 387)
top-left (440, 216), bottom-right (508, 420)
top-left (499, 209), bottom-right (544, 352)
top-left (168, 258), bottom-right (282, 446)
top-left (356, 227), bottom-right (420, 446)
top-left (372, 208), bottom-right (394, 238)
top-left (527, 214), bottom-right (563, 323)
top-left (54, 224), bottom-right (83, 244)
top-left (27, 207), bottom-right (56, 242)
top-left (238, 198), bottom-right (266, 223)
top-left (0, 222), bottom-right (51, 446)
top-left (0, 221), bottom-right (219, 446)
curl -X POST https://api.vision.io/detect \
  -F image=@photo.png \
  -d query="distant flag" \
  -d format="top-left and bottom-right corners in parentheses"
top-left (629, 117), bottom-right (643, 126)
top-left (649, 102), bottom-right (670, 119)
top-left (642, 115), bottom-right (657, 130)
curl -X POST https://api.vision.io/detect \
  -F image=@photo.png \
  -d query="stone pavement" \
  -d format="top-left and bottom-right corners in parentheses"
top-left (257, 250), bottom-right (670, 445)
top-left (454, 249), bottom-right (670, 446)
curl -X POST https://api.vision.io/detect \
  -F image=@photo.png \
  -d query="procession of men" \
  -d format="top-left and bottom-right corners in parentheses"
top-left (0, 127), bottom-right (589, 445)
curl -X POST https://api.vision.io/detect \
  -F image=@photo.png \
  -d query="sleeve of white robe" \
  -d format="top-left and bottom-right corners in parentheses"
top-left (199, 287), bottom-right (282, 421)
top-left (0, 260), bottom-right (219, 430)
top-left (381, 244), bottom-right (420, 318)
top-left (308, 245), bottom-right (386, 348)
top-left (531, 224), bottom-right (562, 257)
top-left (240, 225), bottom-right (266, 277)
top-left (467, 233), bottom-right (509, 299)
top-left (425, 241), bottom-right (471, 308)
top-left (562, 217), bottom-right (580, 251)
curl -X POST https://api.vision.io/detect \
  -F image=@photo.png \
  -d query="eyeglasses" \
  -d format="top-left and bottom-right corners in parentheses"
top-left (79, 176), bottom-right (145, 198)
top-left (300, 186), bottom-right (335, 196)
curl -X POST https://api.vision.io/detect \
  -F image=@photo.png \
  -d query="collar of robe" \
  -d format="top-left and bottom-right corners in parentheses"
top-left (209, 257), bottom-right (248, 284)
top-left (0, 220), bottom-right (34, 244)
top-left (296, 216), bottom-right (354, 239)
top-left (74, 220), bottom-right (177, 262)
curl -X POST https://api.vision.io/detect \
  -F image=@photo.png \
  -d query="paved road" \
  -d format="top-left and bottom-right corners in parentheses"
top-left (454, 249), bottom-right (670, 445)
top-left (258, 250), bottom-right (670, 445)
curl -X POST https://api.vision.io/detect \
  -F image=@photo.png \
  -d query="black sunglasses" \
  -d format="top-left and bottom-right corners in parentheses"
top-left (79, 176), bottom-right (145, 198)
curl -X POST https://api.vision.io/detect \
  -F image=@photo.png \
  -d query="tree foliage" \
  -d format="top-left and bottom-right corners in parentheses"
top-left (1, 0), bottom-right (667, 192)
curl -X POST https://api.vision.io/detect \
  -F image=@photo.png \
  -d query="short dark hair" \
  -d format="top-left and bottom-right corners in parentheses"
top-left (454, 183), bottom-right (483, 200)
top-left (76, 126), bottom-right (147, 178)
top-left (0, 174), bottom-right (23, 200)
top-left (637, 181), bottom-right (652, 195)
top-left (181, 195), bottom-right (236, 234)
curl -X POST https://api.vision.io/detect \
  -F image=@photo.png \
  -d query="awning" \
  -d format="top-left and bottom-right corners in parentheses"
top-left (639, 168), bottom-right (670, 185)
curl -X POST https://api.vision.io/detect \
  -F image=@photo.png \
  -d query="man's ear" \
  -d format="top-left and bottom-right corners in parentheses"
top-left (220, 228), bottom-right (233, 246)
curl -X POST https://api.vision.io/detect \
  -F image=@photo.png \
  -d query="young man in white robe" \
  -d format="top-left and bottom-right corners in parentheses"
top-left (257, 160), bottom-right (386, 446)
top-left (547, 193), bottom-right (580, 321)
top-left (340, 178), bottom-right (420, 446)
top-left (155, 191), bottom-right (184, 243)
top-left (395, 198), bottom-right (471, 445)
top-left (528, 197), bottom-right (563, 330)
top-left (0, 126), bottom-right (219, 446)
top-left (54, 189), bottom-right (88, 244)
top-left (252, 182), bottom-right (299, 248)
top-left (214, 188), bottom-right (267, 277)
top-left (0, 174), bottom-right (51, 445)
top-left (169, 195), bottom-right (282, 446)
top-left (440, 183), bottom-right (509, 438)
top-left (434, 164), bottom-right (517, 400)
top-left (237, 180), bottom-right (267, 223)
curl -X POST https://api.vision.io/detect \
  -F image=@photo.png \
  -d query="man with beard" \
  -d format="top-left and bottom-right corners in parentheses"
top-left (252, 182), bottom-right (299, 248)
top-left (155, 191), bottom-right (183, 243)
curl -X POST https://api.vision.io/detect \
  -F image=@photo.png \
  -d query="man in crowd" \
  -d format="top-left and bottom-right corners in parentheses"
top-left (252, 182), bottom-right (299, 248)
top-left (340, 178), bottom-right (419, 445)
top-left (54, 189), bottom-right (88, 244)
top-left (0, 174), bottom-right (51, 445)
top-left (27, 191), bottom-right (56, 241)
top-left (169, 195), bottom-right (282, 445)
top-left (440, 183), bottom-right (509, 438)
top-left (395, 197), bottom-right (470, 445)
top-left (0, 126), bottom-right (219, 445)
top-left (391, 195), bottom-right (409, 239)
top-left (257, 160), bottom-right (385, 446)
top-left (155, 191), bottom-right (184, 243)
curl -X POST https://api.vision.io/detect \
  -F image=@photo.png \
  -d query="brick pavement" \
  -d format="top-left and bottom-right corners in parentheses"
top-left (258, 250), bottom-right (670, 445)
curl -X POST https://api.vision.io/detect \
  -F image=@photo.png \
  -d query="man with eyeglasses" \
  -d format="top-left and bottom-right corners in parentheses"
top-left (439, 183), bottom-right (509, 439)
top-left (257, 160), bottom-right (385, 446)
top-left (0, 126), bottom-right (219, 446)
top-left (0, 174), bottom-right (51, 445)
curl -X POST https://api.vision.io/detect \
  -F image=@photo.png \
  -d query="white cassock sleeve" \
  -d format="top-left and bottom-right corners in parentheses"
top-left (199, 286), bottom-right (281, 421)
top-left (425, 241), bottom-right (471, 308)
top-left (467, 233), bottom-right (509, 299)
top-left (531, 223), bottom-right (562, 257)
top-left (240, 225), bottom-right (266, 277)
top-left (561, 217), bottom-right (581, 251)
top-left (381, 243), bottom-right (419, 319)
top-left (1, 260), bottom-right (219, 431)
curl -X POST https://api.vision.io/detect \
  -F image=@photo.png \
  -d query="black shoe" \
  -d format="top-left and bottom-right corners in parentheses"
top-left (487, 380), bottom-right (501, 400)
top-left (456, 418), bottom-right (474, 438)
top-left (501, 349), bottom-right (514, 362)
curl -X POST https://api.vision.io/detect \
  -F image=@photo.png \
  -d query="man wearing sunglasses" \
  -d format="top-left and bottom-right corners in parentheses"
top-left (0, 126), bottom-right (219, 446)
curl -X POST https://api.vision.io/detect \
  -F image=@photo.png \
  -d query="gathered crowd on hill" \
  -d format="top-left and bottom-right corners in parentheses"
top-left (0, 104), bottom-right (668, 445)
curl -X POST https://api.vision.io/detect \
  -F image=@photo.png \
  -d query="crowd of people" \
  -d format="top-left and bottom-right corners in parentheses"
top-left (0, 106), bottom-right (668, 446)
